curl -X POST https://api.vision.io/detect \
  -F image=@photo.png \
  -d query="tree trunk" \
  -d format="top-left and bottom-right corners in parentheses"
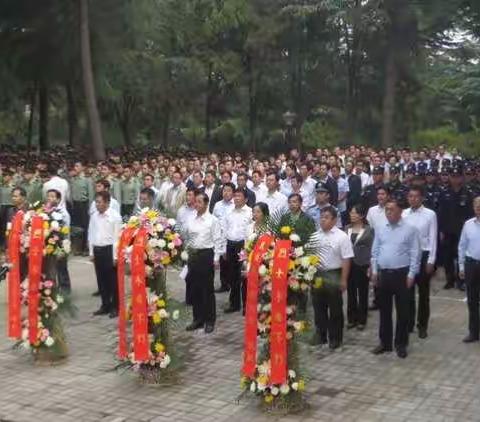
top-left (38, 82), bottom-right (49, 151)
top-left (247, 55), bottom-right (257, 153)
top-left (162, 102), bottom-right (170, 149)
top-left (205, 62), bottom-right (213, 143)
top-left (79, 0), bottom-right (105, 160)
top-left (27, 83), bottom-right (37, 153)
top-left (381, 48), bottom-right (397, 148)
top-left (66, 83), bottom-right (80, 148)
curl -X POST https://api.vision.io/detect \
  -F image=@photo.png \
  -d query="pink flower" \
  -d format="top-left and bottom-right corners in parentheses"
top-left (238, 250), bottom-right (247, 261)
top-left (43, 280), bottom-right (54, 289)
top-left (173, 237), bottom-right (182, 247)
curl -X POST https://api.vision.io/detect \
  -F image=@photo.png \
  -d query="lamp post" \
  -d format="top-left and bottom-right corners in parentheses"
top-left (283, 111), bottom-right (297, 150)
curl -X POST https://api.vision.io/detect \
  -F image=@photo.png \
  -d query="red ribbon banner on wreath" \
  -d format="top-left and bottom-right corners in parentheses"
top-left (242, 234), bottom-right (274, 378)
top-left (117, 227), bottom-right (136, 359)
top-left (7, 210), bottom-right (24, 339)
top-left (131, 228), bottom-right (149, 362)
top-left (28, 215), bottom-right (44, 345)
top-left (270, 239), bottom-right (291, 384)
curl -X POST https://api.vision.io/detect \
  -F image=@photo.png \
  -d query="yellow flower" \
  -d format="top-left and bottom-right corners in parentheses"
top-left (280, 226), bottom-right (292, 235)
top-left (257, 375), bottom-right (269, 386)
top-left (45, 245), bottom-right (55, 255)
top-left (61, 226), bottom-right (70, 235)
top-left (313, 277), bottom-right (323, 289)
top-left (161, 256), bottom-right (171, 266)
top-left (146, 210), bottom-right (158, 220)
top-left (298, 380), bottom-right (305, 391)
top-left (157, 299), bottom-right (166, 308)
top-left (309, 255), bottom-right (320, 266)
top-left (288, 260), bottom-right (296, 271)
top-left (152, 313), bottom-right (161, 324)
top-left (240, 376), bottom-right (249, 388)
top-left (264, 394), bottom-right (274, 404)
top-left (154, 342), bottom-right (165, 353)
top-left (43, 222), bottom-right (50, 230)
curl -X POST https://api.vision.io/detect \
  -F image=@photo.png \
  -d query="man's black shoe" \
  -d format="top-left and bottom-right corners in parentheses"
top-left (204, 323), bottom-right (215, 334)
top-left (369, 304), bottom-right (379, 311)
top-left (443, 282), bottom-right (454, 290)
top-left (186, 321), bottom-right (204, 331)
top-left (462, 334), bottom-right (479, 343)
top-left (329, 341), bottom-right (342, 350)
top-left (93, 307), bottom-right (109, 316)
top-left (92, 290), bottom-right (100, 297)
top-left (224, 307), bottom-right (240, 314)
top-left (215, 287), bottom-right (229, 293)
top-left (457, 284), bottom-right (466, 292)
top-left (371, 344), bottom-right (392, 355)
top-left (109, 310), bottom-right (118, 319)
top-left (356, 324), bottom-right (365, 331)
top-left (347, 322), bottom-right (357, 330)
top-left (396, 347), bottom-right (408, 359)
top-left (418, 328), bottom-right (428, 339)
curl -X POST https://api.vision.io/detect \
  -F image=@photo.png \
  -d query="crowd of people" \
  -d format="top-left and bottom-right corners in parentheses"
top-left (1, 143), bottom-right (480, 359)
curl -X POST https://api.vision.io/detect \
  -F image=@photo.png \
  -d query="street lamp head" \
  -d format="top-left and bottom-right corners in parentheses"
top-left (283, 111), bottom-right (296, 127)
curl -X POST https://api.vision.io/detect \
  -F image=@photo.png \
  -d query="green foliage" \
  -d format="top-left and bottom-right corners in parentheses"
top-left (412, 127), bottom-right (480, 156)
top-left (301, 119), bottom-right (342, 149)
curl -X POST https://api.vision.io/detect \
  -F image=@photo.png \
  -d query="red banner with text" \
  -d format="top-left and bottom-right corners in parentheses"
top-left (242, 234), bottom-right (274, 378)
top-left (28, 215), bottom-right (44, 345)
top-left (269, 239), bottom-right (291, 384)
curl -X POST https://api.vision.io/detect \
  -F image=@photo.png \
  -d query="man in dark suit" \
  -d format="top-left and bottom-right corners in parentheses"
top-left (201, 170), bottom-right (223, 213)
top-left (314, 163), bottom-right (338, 206)
top-left (236, 173), bottom-right (256, 208)
top-left (345, 161), bottom-right (362, 212)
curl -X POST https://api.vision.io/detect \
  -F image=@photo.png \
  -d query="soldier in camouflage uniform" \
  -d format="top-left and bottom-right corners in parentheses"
top-left (120, 165), bottom-right (140, 218)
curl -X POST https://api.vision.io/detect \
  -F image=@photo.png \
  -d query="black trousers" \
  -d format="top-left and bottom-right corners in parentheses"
top-left (72, 201), bottom-right (89, 251)
top-left (187, 248), bottom-right (216, 324)
top-left (465, 257), bottom-right (480, 339)
top-left (93, 245), bottom-right (117, 311)
top-left (347, 263), bottom-right (369, 325)
top-left (443, 233), bottom-right (460, 286)
top-left (408, 252), bottom-right (431, 332)
top-left (378, 267), bottom-right (409, 349)
top-left (226, 240), bottom-right (244, 310)
top-left (312, 270), bottom-right (343, 344)
top-left (56, 256), bottom-right (71, 292)
top-left (219, 255), bottom-right (229, 290)
top-left (0, 205), bottom-right (13, 248)
top-left (121, 204), bottom-right (135, 219)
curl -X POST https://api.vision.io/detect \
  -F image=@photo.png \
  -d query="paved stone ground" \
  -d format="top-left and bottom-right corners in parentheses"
top-left (1, 258), bottom-right (480, 422)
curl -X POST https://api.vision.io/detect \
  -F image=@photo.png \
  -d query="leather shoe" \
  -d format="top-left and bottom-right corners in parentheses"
top-left (224, 307), bottom-right (240, 314)
top-left (204, 323), bottom-right (215, 334)
top-left (443, 282), bottom-right (454, 290)
top-left (93, 307), bottom-right (109, 316)
top-left (356, 324), bottom-right (365, 331)
top-left (369, 304), bottom-right (379, 311)
top-left (457, 283), bottom-right (466, 292)
top-left (109, 310), bottom-right (118, 319)
top-left (329, 341), bottom-right (342, 350)
top-left (186, 321), bottom-right (204, 331)
top-left (371, 344), bottom-right (392, 355)
top-left (347, 322), bottom-right (357, 330)
top-left (418, 328), bottom-right (428, 339)
top-left (309, 332), bottom-right (327, 346)
top-left (214, 287), bottom-right (229, 293)
top-left (396, 348), bottom-right (407, 359)
top-left (463, 334), bottom-right (479, 343)
top-left (92, 290), bottom-right (101, 297)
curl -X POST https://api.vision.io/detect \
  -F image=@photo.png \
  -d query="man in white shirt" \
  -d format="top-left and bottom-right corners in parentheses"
top-left (299, 163), bottom-right (317, 210)
top-left (46, 189), bottom-right (72, 294)
top-left (250, 170), bottom-right (267, 203)
top-left (311, 206), bottom-right (354, 350)
top-left (213, 183), bottom-right (235, 293)
top-left (354, 160), bottom-right (372, 188)
top-left (176, 187), bottom-right (197, 233)
top-left (183, 192), bottom-right (224, 334)
top-left (222, 189), bottom-right (252, 314)
top-left (89, 179), bottom-right (121, 216)
top-left (331, 165), bottom-right (349, 227)
top-left (88, 191), bottom-right (122, 318)
top-left (366, 186), bottom-right (389, 233)
top-left (402, 186), bottom-right (438, 339)
top-left (43, 167), bottom-right (70, 209)
top-left (263, 172), bottom-right (288, 215)
top-left (164, 170), bottom-right (187, 217)
top-left (280, 163), bottom-right (297, 197)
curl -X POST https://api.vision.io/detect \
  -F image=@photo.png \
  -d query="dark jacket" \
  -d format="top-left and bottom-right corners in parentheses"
top-left (239, 187), bottom-right (256, 208)
top-left (346, 174), bottom-right (362, 210)
top-left (201, 184), bottom-right (223, 213)
top-left (346, 225), bottom-right (374, 267)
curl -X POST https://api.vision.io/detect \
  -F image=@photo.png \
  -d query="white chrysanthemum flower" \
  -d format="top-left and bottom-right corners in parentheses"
top-left (148, 238), bottom-right (158, 248)
top-left (6, 222), bottom-right (12, 231)
top-left (250, 382), bottom-right (256, 393)
top-left (248, 233), bottom-right (257, 242)
top-left (156, 239), bottom-right (166, 248)
top-left (160, 354), bottom-right (171, 368)
top-left (167, 242), bottom-right (175, 250)
top-left (258, 265), bottom-right (268, 276)
top-left (294, 247), bottom-right (304, 257)
top-left (45, 336), bottom-right (55, 347)
top-left (300, 257), bottom-right (311, 269)
top-left (288, 369), bottom-right (296, 379)
top-left (304, 272), bottom-right (314, 281)
top-left (280, 384), bottom-right (290, 395)
top-left (291, 382), bottom-right (299, 391)
top-left (158, 309), bottom-right (169, 319)
top-left (289, 233), bottom-right (300, 242)
top-left (263, 303), bottom-right (271, 312)
top-left (50, 221), bottom-right (60, 231)
top-left (172, 310), bottom-right (180, 320)
top-left (271, 386), bottom-right (279, 396)
top-left (57, 295), bottom-right (64, 304)
top-left (21, 341), bottom-right (31, 350)
top-left (62, 239), bottom-right (71, 254)
top-left (167, 218), bottom-right (176, 226)
top-left (180, 251), bottom-right (189, 261)
top-left (155, 224), bottom-right (164, 233)
top-left (51, 212), bottom-right (62, 221)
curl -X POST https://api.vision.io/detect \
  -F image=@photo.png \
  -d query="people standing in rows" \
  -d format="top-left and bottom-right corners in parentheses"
top-left (183, 193), bottom-right (223, 334)
top-left (346, 205), bottom-right (374, 331)
top-left (310, 206), bottom-right (353, 350)
top-left (236, 173), bottom-right (256, 208)
top-left (402, 186), bottom-right (438, 339)
top-left (331, 165), bottom-right (349, 227)
top-left (306, 182), bottom-right (341, 229)
top-left (345, 161), bottom-right (362, 214)
top-left (176, 188), bottom-right (197, 233)
top-left (250, 170), bottom-right (267, 203)
top-left (164, 170), bottom-right (186, 217)
top-left (42, 165), bottom-right (70, 209)
top-left (89, 179), bottom-right (121, 216)
top-left (263, 172), bottom-right (288, 215)
top-left (136, 188), bottom-right (156, 212)
top-left (361, 166), bottom-right (385, 210)
top-left (88, 191), bottom-right (122, 318)
top-left (458, 196), bottom-right (480, 343)
top-left (371, 199), bottom-right (421, 359)
top-left (202, 170), bottom-right (222, 212)
top-left (316, 163), bottom-right (338, 206)
top-left (120, 165), bottom-right (139, 218)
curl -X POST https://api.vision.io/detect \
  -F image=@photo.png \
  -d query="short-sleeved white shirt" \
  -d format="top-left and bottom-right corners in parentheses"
top-left (316, 226), bottom-right (354, 270)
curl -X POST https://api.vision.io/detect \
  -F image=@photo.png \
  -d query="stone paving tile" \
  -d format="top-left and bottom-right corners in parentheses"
top-left (1, 258), bottom-right (480, 421)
